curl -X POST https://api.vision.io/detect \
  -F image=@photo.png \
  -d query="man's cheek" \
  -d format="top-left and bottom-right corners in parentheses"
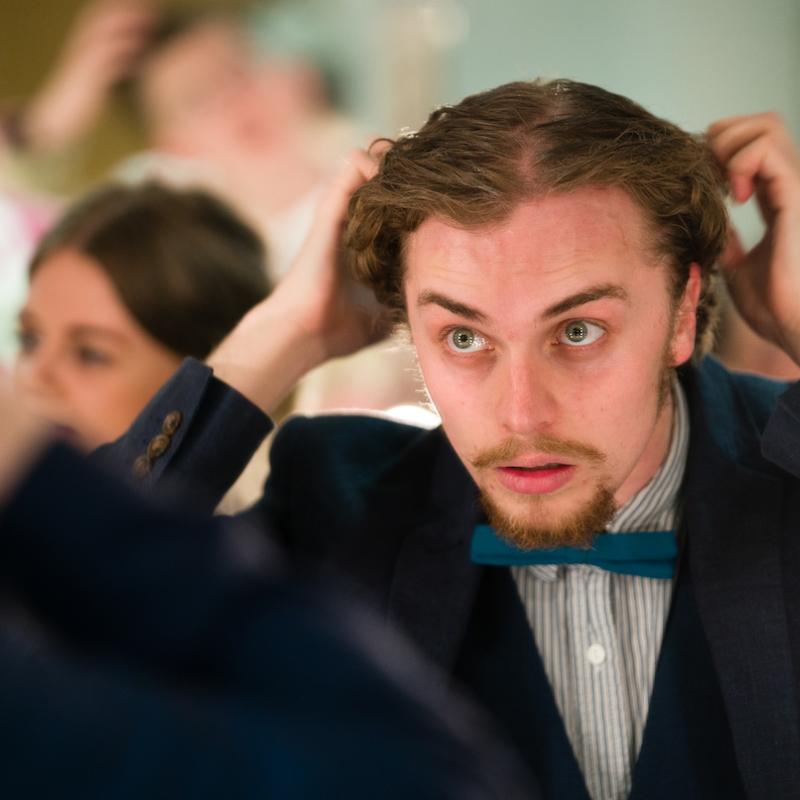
top-left (437, 408), bottom-right (479, 463)
top-left (432, 391), bottom-right (479, 444)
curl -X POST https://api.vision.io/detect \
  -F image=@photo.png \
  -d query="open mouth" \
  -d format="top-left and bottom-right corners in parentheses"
top-left (496, 462), bottom-right (576, 495)
top-left (504, 463), bottom-right (566, 472)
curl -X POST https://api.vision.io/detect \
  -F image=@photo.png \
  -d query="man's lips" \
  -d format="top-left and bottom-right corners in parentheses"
top-left (494, 460), bottom-right (576, 495)
top-left (499, 456), bottom-right (573, 469)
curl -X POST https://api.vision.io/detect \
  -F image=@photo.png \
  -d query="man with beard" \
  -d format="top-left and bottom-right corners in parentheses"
top-left (96, 80), bottom-right (800, 799)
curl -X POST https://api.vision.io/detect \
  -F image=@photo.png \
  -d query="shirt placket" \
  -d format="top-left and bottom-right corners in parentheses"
top-left (569, 566), bottom-right (631, 800)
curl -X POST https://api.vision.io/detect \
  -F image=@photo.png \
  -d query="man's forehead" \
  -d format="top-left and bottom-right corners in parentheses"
top-left (402, 186), bottom-right (668, 318)
top-left (407, 188), bottom-right (654, 274)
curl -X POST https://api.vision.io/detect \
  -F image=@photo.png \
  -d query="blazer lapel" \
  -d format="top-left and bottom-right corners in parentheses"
top-left (682, 364), bottom-right (800, 799)
top-left (385, 430), bottom-right (484, 672)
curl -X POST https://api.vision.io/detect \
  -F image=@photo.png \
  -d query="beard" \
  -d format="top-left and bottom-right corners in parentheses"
top-left (471, 432), bottom-right (617, 550)
top-left (479, 482), bottom-right (617, 550)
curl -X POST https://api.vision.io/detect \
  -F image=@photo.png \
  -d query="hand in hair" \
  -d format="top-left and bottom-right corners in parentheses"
top-left (708, 113), bottom-right (800, 365)
top-left (11, 0), bottom-right (154, 153)
top-left (208, 148), bottom-right (389, 416)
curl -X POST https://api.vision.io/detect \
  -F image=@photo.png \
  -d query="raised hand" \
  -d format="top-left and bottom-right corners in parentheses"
top-left (272, 147), bottom-right (390, 360)
top-left (708, 113), bottom-right (800, 364)
top-left (208, 148), bottom-right (388, 415)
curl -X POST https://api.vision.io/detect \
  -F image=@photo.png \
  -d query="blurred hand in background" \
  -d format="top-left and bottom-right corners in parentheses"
top-left (8, 0), bottom-right (154, 154)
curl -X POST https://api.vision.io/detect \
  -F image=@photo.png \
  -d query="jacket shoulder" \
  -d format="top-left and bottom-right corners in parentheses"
top-left (724, 367), bottom-right (789, 428)
top-left (691, 356), bottom-right (789, 432)
top-left (687, 356), bottom-right (794, 474)
top-left (270, 412), bottom-right (440, 484)
top-left (256, 413), bottom-right (447, 583)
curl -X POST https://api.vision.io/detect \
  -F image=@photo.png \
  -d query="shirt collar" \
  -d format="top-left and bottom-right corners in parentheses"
top-left (607, 378), bottom-right (689, 533)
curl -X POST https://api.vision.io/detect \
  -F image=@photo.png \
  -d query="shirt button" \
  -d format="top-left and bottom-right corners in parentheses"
top-left (587, 643), bottom-right (606, 666)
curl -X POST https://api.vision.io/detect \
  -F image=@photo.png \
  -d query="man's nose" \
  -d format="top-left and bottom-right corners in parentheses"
top-left (495, 356), bottom-right (559, 436)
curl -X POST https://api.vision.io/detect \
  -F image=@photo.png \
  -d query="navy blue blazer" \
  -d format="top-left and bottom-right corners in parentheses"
top-left (99, 356), bottom-right (800, 799)
top-left (0, 444), bottom-right (532, 799)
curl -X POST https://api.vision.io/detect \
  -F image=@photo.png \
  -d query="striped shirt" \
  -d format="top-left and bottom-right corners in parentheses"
top-left (512, 383), bottom-right (689, 800)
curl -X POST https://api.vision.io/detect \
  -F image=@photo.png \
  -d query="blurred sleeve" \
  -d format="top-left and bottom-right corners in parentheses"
top-left (763, 381), bottom-right (800, 477)
top-left (91, 357), bottom-right (273, 514)
top-left (0, 442), bottom-right (537, 800)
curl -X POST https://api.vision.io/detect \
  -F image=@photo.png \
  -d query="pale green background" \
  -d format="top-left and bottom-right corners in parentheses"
top-left (253, 0), bottom-right (800, 243)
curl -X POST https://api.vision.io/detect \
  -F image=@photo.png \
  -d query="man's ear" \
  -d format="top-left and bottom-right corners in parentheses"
top-left (670, 263), bottom-right (702, 367)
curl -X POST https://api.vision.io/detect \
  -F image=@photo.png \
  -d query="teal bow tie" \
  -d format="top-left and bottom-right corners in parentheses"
top-left (471, 524), bottom-right (678, 579)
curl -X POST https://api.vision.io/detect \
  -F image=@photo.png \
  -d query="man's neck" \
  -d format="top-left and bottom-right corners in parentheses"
top-left (612, 388), bottom-right (676, 510)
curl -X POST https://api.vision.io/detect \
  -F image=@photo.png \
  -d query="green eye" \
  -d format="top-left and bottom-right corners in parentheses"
top-left (452, 328), bottom-right (475, 349)
top-left (566, 322), bottom-right (589, 343)
top-left (559, 320), bottom-right (604, 347)
top-left (446, 327), bottom-right (487, 353)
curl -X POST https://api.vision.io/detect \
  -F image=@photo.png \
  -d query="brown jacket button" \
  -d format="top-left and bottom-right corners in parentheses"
top-left (147, 433), bottom-right (171, 460)
top-left (162, 411), bottom-right (183, 436)
top-left (132, 454), bottom-right (152, 478)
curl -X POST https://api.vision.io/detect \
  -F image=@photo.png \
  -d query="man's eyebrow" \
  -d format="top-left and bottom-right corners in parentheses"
top-left (417, 284), bottom-right (627, 323)
top-left (542, 283), bottom-right (628, 319)
top-left (417, 291), bottom-right (488, 323)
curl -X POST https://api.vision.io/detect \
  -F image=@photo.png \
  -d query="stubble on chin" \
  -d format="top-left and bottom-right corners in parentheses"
top-left (479, 483), bottom-right (617, 550)
top-left (470, 433), bottom-right (614, 550)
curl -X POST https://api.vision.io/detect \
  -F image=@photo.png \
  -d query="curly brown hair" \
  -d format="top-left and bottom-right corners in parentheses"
top-left (345, 79), bottom-right (728, 357)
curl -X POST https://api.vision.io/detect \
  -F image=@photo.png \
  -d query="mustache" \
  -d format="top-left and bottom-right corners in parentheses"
top-left (471, 434), bottom-right (606, 469)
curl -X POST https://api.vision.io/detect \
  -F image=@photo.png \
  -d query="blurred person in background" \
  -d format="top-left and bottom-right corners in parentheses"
top-left (15, 181), bottom-right (270, 511)
top-left (121, 5), bottom-right (351, 283)
top-left (0, 0), bottom-right (420, 413)
top-left (1, 0), bottom-right (338, 278)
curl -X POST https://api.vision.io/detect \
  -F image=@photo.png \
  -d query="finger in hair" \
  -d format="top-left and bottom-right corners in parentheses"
top-left (707, 114), bottom-right (789, 165)
top-left (726, 136), bottom-right (800, 207)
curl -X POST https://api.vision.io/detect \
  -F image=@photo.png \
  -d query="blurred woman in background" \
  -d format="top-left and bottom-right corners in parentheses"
top-left (14, 181), bottom-right (270, 509)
